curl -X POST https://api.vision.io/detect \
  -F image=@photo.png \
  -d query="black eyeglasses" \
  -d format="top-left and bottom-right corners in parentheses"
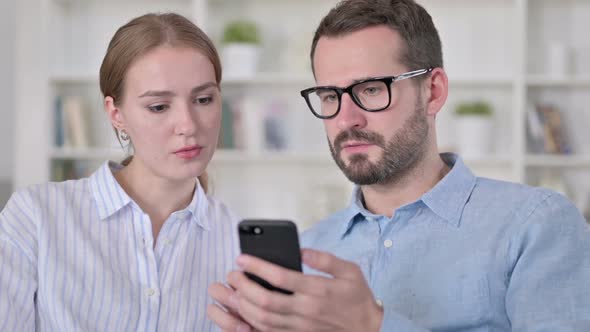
top-left (300, 68), bottom-right (433, 119)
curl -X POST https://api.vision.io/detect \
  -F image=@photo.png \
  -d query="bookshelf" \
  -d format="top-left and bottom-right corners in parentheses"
top-left (13, 0), bottom-right (590, 227)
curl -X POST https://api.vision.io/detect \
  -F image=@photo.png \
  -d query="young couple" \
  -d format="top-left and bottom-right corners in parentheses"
top-left (2, 1), bottom-right (589, 331)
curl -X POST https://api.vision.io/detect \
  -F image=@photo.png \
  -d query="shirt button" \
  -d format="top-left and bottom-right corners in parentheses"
top-left (383, 239), bottom-right (393, 248)
top-left (376, 298), bottom-right (383, 307)
top-left (163, 238), bottom-right (172, 246)
top-left (146, 288), bottom-right (157, 296)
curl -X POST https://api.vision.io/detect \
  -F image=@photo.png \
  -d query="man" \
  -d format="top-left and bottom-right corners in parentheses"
top-left (209, 0), bottom-right (590, 330)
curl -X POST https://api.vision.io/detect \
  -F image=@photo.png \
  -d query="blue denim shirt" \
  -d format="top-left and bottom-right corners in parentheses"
top-left (302, 153), bottom-right (590, 331)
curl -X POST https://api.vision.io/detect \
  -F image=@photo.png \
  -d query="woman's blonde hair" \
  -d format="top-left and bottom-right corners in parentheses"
top-left (99, 13), bottom-right (222, 192)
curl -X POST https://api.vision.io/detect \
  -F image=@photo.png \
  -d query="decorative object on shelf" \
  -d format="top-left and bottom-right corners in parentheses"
top-left (527, 103), bottom-right (572, 154)
top-left (221, 20), bottom-right (261, 79)
top-left (454, 100), bottom-right (494, 158)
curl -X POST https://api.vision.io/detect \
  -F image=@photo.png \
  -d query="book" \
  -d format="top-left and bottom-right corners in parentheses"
top-left (62, 96), bottom-right (89, 148)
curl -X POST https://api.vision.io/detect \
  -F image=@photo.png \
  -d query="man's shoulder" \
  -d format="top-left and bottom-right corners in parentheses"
top-left (469, 176), bottom-right (582, 228)
top-left (472, 176), bottom-right (555, 207)
top-left (301, 208), bottom-right (351, 248)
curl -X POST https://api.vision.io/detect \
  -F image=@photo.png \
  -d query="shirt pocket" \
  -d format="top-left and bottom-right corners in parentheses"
top-left (411, 256), bottom-right (493, 330)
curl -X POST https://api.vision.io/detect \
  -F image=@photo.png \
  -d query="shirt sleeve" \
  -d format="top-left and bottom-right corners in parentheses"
top-left (506, 192), bottom-right (590, 331)
top-left (0, 190), bottom-right (39, 332)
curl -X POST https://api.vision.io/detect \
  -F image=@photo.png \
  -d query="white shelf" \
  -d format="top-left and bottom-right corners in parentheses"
top-left (50, 74), bottom-right (98, 85)
top-left (222, 73), bottom-right (313, 86)
top-left (50, 147), bottom-right (125, 160)
top-left (212, 150), bottom-right (333, 164)
top-left (448, 76), bottom-right (513, 87)
top-left (49, 72), bottom-right (315, 86)
top-left (525, 154), bottom-right (590, 168)
top-left (463, 155), bottom-right (513, 168)
top-left (526, 76), bottom-right (590, 87)
top-left (49, 147), bottom-right (335, 164)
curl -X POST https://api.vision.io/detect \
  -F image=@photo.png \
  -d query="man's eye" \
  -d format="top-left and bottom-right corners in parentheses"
top-left (319, 93), bottom-right (337, 103)
top-left (363, 86), bottom-right (381, 95)
top-left (148, 104), bottom-right (169, 113)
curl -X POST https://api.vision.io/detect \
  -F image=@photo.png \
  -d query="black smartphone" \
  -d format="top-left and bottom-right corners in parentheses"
top-left (238, 219), bottom-right (302, 295)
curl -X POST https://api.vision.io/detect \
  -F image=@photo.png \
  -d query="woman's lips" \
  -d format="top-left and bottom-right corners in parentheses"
top-left (174, 145), bottom-right (202, 160)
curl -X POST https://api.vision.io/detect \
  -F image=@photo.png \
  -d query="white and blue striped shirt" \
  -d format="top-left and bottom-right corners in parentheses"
top-left (0, 161), bottom-right (240, 331)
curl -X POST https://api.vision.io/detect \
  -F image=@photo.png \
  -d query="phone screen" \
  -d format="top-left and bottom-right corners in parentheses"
top-left (238, 219), bottom-right (302, 294)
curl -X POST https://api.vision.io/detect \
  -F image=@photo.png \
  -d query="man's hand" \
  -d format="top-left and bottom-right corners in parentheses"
top-left (208, 248), bottom-right (383, 332)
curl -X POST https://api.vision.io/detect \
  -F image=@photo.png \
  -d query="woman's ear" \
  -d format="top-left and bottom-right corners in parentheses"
top-left (104, 96), bottom-right (125, 130)
top-left (425, 67), bottom-right (448, 117)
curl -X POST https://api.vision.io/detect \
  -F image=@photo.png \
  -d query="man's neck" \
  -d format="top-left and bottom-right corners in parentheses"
top-left (360, 153), bottom-right (450, 218)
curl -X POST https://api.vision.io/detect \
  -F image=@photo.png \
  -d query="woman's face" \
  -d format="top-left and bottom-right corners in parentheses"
top-left (107, 45), bottom-right (221, 182)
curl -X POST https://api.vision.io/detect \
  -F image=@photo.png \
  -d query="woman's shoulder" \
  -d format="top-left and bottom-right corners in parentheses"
top-left (4, 178), bottom-right (92, 215)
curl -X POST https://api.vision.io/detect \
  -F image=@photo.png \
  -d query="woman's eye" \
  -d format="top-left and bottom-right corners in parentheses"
top-left (194, 96), bottom-right (213, 105)
top-left (148, 104), bottom-right (169, 113)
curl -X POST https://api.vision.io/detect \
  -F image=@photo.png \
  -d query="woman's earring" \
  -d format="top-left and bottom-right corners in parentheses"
top-left (120, 130), bottom-right (130, 141)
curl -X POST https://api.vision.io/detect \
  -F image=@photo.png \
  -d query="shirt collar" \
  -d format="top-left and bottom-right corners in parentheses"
top-left (90, 161), bottom-right (211, 230)
top-left (338, 152), bottom-right (476, 236)
top-left (90, 161), bottom-right (132, 220)
top-left (421, 153), bottom-right (476, 227)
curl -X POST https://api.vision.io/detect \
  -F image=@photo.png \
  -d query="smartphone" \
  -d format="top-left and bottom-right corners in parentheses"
top-left (238, 219), bottom-right (302, 295)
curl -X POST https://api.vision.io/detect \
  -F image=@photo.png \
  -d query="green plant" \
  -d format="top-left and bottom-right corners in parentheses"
top-left (222, 20), bottom-right (261, 45)
top-left (455, 101), bottom-right (493, 116)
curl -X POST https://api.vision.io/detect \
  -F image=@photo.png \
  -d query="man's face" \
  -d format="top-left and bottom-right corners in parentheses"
top-left (313, 26), bottom-right (430, 185)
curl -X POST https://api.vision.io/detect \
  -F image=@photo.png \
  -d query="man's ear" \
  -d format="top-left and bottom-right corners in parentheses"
top-left (425, 68), bottom-right (448, 117)
top-left (104, 96), bottom-right (125, 130)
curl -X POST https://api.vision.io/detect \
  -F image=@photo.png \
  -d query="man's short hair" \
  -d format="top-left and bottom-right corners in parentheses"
top-left (310, 0), bottom-right (443, 75)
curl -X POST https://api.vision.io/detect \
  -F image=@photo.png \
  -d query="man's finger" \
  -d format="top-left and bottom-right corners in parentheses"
top-left (209, 282), bottom-right (239, 312)
top-left (207, 303), bottom-right (252, 332)
top-left (229, 270), bottom-right (295, 315)
top-left (301, 248), bottom-right (361, 280)
top-left (236, 254), bottom-right (305, 294)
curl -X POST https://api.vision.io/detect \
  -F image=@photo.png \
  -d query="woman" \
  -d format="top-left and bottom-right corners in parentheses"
top-left (0, 13), bottom-right (239, 331)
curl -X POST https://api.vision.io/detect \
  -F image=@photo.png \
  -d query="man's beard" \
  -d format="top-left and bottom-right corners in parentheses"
top-left (328, 97), bottom-right (429, 186)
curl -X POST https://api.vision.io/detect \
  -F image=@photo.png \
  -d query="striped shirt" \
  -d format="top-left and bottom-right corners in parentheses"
top-left (0, 161), bottom-right (240, 331)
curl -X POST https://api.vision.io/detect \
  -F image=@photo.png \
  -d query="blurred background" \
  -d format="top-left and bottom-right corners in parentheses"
top-left (2, 0), bottom-right (590, 229)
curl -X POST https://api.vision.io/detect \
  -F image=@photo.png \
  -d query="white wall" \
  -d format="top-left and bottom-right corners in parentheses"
top-left (0, 0), bottom-right (15, 206)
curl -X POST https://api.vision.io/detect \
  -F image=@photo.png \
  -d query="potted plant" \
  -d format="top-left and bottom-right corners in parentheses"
top-left (221, 20), bottom-right (261, 79)
top-left (454, 101), bottom-right (495, 158)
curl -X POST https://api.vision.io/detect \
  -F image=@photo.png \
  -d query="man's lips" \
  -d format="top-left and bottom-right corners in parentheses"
top-left (340, 141), bottom-right (375, 153)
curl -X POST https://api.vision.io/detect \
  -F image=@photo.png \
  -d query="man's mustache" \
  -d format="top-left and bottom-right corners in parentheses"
top-left (333, 129), bottom-right (385, 153)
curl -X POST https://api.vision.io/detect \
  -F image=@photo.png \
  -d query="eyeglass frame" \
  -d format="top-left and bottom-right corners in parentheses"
top-left (300, 68), bottom-right (434, 119)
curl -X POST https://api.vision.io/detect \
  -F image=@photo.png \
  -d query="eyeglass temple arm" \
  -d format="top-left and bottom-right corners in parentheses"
top-left (395, 68), bottom-right (434, 81)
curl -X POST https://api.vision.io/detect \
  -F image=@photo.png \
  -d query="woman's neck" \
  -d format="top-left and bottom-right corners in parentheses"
top-left (114, 159), bottom-right (196, 229)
